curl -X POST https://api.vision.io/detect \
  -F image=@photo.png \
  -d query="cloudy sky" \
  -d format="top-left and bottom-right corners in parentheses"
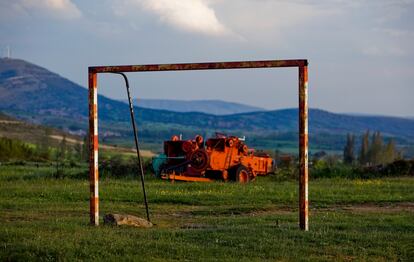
top-left (0, 0), bottom-right (413, 116)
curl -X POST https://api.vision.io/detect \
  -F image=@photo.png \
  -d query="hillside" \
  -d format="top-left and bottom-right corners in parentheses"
top-left (1, 58), bottom-right (414, 152)
top-left (126, 98), bottom-right (263, 115)
top-left (0, 111), bottom-right (80, 147)
top-left (0, 112), bottom-right (155, 157)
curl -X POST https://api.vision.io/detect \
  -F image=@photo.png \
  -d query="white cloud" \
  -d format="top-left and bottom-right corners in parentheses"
top-left (115, 0), bottom-right (341, 40)
top-left (0, 0), bottom-right (81, 20)
top-left (208, 0), bottom-right (340, 43)
top-left (123, 0), bottom-right (229, 36)
top-left (226, 1), bottom-right (335, 29)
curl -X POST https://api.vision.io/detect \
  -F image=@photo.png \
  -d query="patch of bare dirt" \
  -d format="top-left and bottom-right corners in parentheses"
top-left (341, 202), bottom-right (414, 213)
top-left (49, 134), bottom-right (155, 157)
top-left (0, 120), bottom-right (20, 124)
top-left (180, 223), bottom-right (216, 229)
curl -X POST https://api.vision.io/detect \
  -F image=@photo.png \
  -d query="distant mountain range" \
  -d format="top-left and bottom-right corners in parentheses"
top-left (1, 58), bottom-right (413, 152)
top-left (124, 98), bottom-right (264, 115)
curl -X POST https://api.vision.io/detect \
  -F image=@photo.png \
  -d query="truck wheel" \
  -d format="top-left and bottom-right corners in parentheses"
top-left (235, 165), bottom-right (250, 184)
top-left (189, 149), bottom-right (209, 172)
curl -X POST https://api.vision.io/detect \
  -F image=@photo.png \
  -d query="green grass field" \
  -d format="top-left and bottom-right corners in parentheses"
top-left (1, 165), bottom-right (413, 261)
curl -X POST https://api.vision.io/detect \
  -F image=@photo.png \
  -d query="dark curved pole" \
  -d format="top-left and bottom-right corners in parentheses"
top-left (112, 72), bottom-right (150, 222)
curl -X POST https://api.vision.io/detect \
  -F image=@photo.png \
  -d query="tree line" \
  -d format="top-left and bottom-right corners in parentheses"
top-left (343, 130), bottom-right (399, 166)
top-left (0, 134), bottom-right (89, 163)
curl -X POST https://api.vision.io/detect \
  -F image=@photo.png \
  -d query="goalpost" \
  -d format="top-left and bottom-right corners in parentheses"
top-left (88, 59), bottom-right (309, 230)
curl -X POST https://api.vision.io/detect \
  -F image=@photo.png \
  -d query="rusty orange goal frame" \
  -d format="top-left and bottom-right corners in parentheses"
top-left (88, 59), bottom-right (309, 230)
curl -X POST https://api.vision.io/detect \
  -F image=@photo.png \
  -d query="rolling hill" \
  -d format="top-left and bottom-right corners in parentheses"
top-left (0, 111), bottom-right (80, 147)
top-left (125, 98), bottom-right (264, 115)
top-left (1, 58), bottom-right (414, 152)
top-left (0, 112), bottom-right (155, 157)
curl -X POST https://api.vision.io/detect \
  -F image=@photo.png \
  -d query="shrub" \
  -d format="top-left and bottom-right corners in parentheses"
top-left (379, 160), bottom-right (413, 177)
top-left (311, 163), bottom-right (355, 179)
top-left (99, 155), bottom-right (152, 179)
top-left (310, 159), bottom-right (414, 180)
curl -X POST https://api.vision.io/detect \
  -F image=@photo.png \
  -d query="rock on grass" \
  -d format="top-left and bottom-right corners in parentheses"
top-left (103, 213), bottom-right (153, 228)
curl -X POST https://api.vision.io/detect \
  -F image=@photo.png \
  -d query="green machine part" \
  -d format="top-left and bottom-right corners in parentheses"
top-left (152, 154), bottom-right (167, 178)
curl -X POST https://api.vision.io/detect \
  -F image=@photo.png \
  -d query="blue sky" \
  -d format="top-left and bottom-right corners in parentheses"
top-left (0, 0), bottom-right (413, 116)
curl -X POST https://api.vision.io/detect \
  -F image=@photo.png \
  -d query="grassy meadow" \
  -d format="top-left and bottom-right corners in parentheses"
top-left (0, 165), bottom-right (413, 261)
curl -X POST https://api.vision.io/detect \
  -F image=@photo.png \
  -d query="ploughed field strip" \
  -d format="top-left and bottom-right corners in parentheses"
top-left (0, 166), bottom-right (413, 260)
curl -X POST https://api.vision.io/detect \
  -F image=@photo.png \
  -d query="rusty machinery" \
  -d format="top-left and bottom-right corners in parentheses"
top-left (88, 59), bottom-right (309, 230)
top-left (153, 134), bottom-right (274, 183)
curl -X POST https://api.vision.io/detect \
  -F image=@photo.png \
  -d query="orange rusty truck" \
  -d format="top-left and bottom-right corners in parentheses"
top-left (152, 134), bottom-right (275, 183)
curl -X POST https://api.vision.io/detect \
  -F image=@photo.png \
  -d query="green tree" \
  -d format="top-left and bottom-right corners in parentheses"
top-left (74, 142), bottom-right (83, 162)
top-left (368, 131), bottom-right (383, 165)
top-left (82, 134), bottom-right (89, 162)
top-left (343, 133), bottom-right (355, 165)
top-left (58, 135), bottom-right (67, 160)
top-left (39, 128), bottom-right (52, 160)
top-left (54, 135), bottom-right (67, 178)
top-left (383, 139), bottom-right (396, 164)
top-left (359, 130), bottom-right (370, 165)
top-left (0, 137), bottom-right (38, 161)
top-left (66, 146), bottom-right (74, 162)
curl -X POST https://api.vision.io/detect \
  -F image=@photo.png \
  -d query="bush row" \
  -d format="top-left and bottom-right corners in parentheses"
top-left (310, 159), bottom-right (414, 179)
top-left (99, 155), bottom-right (153, 178)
